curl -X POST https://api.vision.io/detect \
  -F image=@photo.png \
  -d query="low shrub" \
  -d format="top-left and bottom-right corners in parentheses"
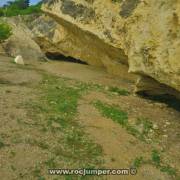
top-left (0, 23), bottom-right (12, 42)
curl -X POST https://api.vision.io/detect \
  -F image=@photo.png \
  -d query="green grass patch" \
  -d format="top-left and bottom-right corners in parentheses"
top-left (126, 124), bottom-right (145, 141)
top-left (93, 100), bottom-right (128, 126)
top-left (20, 73), bottom-right (103, 173)
top-left (132, 156), bottom-right (144, 168)
top-left (131, 152), bottom-right (177, 178)
top-left (0, 138), bottom-right (5, 148)
top-left (93, 101), bottom-right (155, 142)
top-left (151, 149), bottom-right (177, 177)
top-left (136, 117), bottom-right (153, 136)
top-left (108, 86), bottom-right (130, 96)
top-left (160, 165), bottom-right (177, 176)
top-left (151, 149), bottom-right (161, 167)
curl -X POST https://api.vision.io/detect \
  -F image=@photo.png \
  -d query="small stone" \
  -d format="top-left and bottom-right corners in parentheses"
top-left (51, 122), bottom-right (60, 128)
top-left (153, 124), bottom-right (158, 130)
top-left (165, 121), bottom-right (171, 126)
top-left (14, 55), bottom-right (24, 65)
top-left (50, 101), bottom-right (56, 105)
top-left (162, 134), bottom-right (168, 138)
top-left (105, 86), bottom-right (109, 91)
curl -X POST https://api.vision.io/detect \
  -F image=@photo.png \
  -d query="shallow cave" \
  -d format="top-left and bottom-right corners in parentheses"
top-left (45, 52), bottom-right (88, 65)
top-left (137, 91), bottom-right (180, 112)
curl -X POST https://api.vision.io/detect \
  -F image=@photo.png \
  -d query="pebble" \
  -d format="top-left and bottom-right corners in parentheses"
top-left (50, 101), bottom-right (56, 105)
top-left (153, 124), bottom-right (158, 130)
top-left (105, 86), bottom-right (109, 91)
top-left (51, 122), bottom-right (60, 128)
top-left (14, 55), bottom-right (24, 65)
top-left (165, 121), bottom-right (171, 126)
top-left (162, 134), bottom-right (168, 138)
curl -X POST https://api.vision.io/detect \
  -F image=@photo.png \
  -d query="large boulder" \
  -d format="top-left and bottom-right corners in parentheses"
top-left (26, 15), bottom-right (64, 56)
top-left (41, 0), bottom-right (180, 97)
top-left (1, 17), bottom-right (44, 61)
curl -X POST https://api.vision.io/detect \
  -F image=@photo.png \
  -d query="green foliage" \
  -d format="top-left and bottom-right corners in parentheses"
top-left (94, 100), bottom-right (128, 126)
top-left (0, 0), bottom-right (42, 17)
top-left (151, 149), bottom-right (161, 167)
top-left (0, 139), bottom-right (5, 148)
top-left (160, 165), bottom-right (177, 176)
top-left (38, 74), bottom-right (102, 167)
top-left (136, 117), bottom-right (153, 136)
top-left (0, 23), bottom-right (12, 42)
top-left (126, 124), bottom-right (144, 141)
top-left (151, 150), bottom-right (177, 176)
top-left (132, 156), bottom-right (144, 168)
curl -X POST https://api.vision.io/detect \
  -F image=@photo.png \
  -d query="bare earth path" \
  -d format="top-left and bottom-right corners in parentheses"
top-left (0, 56), bottom-right (180, 180)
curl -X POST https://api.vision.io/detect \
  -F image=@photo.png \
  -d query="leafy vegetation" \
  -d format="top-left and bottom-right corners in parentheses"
top-left (0, 23), bottom-right (12, 42)
top-left (0, 138), bottom-right (5, 148)
top-left (0, 0), bottom-right (42, 17)
top-left (93, 101), bottom-right (156, 142)
top-left (136, 117), bottom-right (153, 136)
top-left (21, 73), bottom-right (103, 177)
top-left (160, 165), bottom-right (177, 176)
top-left (93, 100), bottom-right (128, 126)
top-left (131, 150), bottom-right (177, 177)
top-left (151, 149), bottom-right (177, 176)
top-left (94, 100), bottom-right (177, 177)
top-left (132, 156), bottom-right (144, 168)
top-left (151, 149), bottom-right (161, 167)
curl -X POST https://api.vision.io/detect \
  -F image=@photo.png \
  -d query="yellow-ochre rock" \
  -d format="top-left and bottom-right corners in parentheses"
top-left (1, 17), bottom-right (44, 61)
top-left (41, 0), bottom-right (180, 97)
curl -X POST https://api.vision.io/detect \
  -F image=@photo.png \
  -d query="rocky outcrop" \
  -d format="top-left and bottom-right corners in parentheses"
top-left (1, 17), bottom-right (44, 61)
top-left (27, 15), bottom-right (64, 56)
top-left (41, 0), bottom-right (180, 97)
top-left (135, 76), bottom-right (180, 99)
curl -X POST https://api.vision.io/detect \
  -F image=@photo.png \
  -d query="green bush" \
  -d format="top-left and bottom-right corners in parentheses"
top-left (0, 23), bottom-right (12, 42)
top-left (0, 1), bottom-right (42, 17)
top-left (0, 8), bottom-right (4, 16)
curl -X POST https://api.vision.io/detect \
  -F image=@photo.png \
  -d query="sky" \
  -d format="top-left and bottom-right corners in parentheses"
top-left (0, 0), bottom-right (42, 6)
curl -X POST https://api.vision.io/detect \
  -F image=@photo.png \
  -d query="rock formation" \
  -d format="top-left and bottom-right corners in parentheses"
top-left (41, 0), bottom-right (180, 98)
top-left (1, 17), bottom-right (44, 61)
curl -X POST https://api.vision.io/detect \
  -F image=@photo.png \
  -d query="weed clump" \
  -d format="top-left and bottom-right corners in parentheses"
top-left (0, 23), bottom-right (12, 42)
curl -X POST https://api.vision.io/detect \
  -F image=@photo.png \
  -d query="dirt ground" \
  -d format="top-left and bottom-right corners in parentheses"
top-left (0, 56), bottom-right (179, 180)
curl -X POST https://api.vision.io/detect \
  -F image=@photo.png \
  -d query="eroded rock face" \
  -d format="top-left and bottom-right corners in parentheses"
top-left (1, 17), bottom-right (44, 61)
top-left (41, 0), bottom-right (180, 97)
top-left (135, 76), bottom-right (180, 99)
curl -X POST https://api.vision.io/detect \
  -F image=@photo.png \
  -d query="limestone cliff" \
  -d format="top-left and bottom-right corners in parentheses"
top-left (1, 17), bottom-right (44, 61)
top-left (41, 0), bottom-right (180, 97)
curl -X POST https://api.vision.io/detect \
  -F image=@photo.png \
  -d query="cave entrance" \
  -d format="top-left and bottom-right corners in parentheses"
top-left (137, 91), bottom-right (180, 112)
top-left (45, 52), bottom-right (88, 65)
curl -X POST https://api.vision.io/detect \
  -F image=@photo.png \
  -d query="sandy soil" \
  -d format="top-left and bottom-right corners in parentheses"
top-left (0, 56), bottom-right (179, 180)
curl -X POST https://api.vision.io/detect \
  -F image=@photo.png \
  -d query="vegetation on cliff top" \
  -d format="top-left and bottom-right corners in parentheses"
top-left (0, 0), bottom-right (42, 17)
top-left (0, 23), bottom-right (12, 42)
